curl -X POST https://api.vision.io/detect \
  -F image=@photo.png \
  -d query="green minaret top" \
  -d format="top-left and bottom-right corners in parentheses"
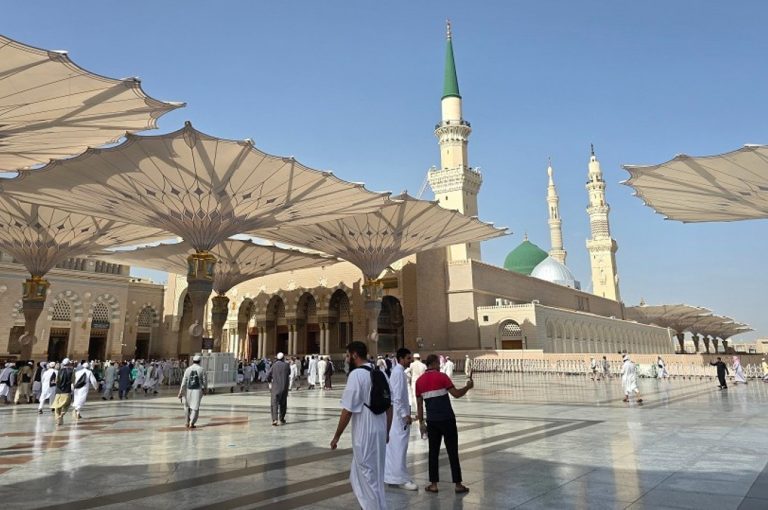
top-left (442, 20), bottom-right (461, 100)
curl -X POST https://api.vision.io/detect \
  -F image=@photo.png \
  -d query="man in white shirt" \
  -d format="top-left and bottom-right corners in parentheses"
top-left (331, 341), bottom-right (392, 509)
top-left (385, 348), bottom-right (417, 490)
top-left (405, 353), bottom-right (426, 409)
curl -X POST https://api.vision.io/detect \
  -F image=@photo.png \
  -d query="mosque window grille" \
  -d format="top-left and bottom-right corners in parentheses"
top-left (500, 322), bottom-right (523, 339)
top-left (138, 307), bottom-right (154, 328)
top-left (51, 300), bottom-right (72, 321)
top-left (92, 303), bottom-right (111, 325)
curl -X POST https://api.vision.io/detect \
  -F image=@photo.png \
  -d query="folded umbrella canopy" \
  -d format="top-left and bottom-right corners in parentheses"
top-left (0, 35), bottom-right (184, 172)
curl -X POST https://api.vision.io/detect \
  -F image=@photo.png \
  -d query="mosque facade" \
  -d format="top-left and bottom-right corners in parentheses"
top-left (0, 24), bottom-right (672, 361)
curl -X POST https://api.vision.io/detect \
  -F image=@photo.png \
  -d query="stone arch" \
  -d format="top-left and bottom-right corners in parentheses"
top-left (237, 298), bottom-right (257, 359)
top-left (296, 292), bottom-right (320, 354)
top-left (46, 290), bottom-right (84, 321)
top-left (378, 295), bottom-right (404, 353)
top-left (89, 293), bottom-right (120, 322)
top-left (265, 294), bottom-right (287, 355)
top-left (135, 304), bottom-right (160, 328)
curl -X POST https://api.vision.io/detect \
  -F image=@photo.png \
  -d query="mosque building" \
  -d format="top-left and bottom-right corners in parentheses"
top-left (0, 23), bottom-right (672, 361)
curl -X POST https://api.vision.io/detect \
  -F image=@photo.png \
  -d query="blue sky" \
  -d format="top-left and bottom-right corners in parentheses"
top-left (5, 1), bottom-right (766, 340)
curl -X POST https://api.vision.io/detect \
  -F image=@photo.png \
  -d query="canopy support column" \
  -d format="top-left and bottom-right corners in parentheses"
top-left (722, 339), bottom-right (729, 352)
top-left (20, 276), bottom-right (50, 360)
top-left (187, 251), bottom-right (216, 353)
top-left (675, 332), bottom-right (685, 354)
top-left (712, 338), bottom-right (720, 353)
top-left (363, 279), bottom-right (384, 357)
top-left (703, 336), bottom-right (711, 354)
top-left (691, 334), bottom-right (700, 353)
top-left (211, 294), bottom-right (229, 352)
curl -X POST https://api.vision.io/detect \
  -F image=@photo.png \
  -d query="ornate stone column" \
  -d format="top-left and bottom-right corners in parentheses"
top-left (210, 294), bottom-right (229, 352)
top-left (712, 337), bottom-right (720, 353)
top-left (19, 276), bottom-right (50, 360)
top-left (186, 251), bottom-right (216, 353)
top-left (362, 279), bottom-right (384, 357)
top-left (676, 332), bottom-right (685, 354)
top-left (691, 334), bottom-right (700, 353)
top-left (288, 323), bottom-right (296, 355)
top-left (703, 335), bottom-right (711, 353)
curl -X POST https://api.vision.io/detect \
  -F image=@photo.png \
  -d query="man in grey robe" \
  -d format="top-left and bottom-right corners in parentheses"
top-left (268, 352), bottom-right (291, 426)
top-left (102, 361), bottom-right (117, 400)
top-left (178, 354), bottom-right (207, 428)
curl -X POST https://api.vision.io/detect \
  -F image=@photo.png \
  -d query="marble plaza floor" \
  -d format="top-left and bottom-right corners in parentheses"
top-left (1, 373), bottom-right (767, 509)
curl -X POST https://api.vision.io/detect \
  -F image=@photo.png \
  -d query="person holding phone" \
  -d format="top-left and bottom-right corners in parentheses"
top-left (384, 347), bottom-right (418, 491)
top-left (416, 354), bottom-right (473, 495)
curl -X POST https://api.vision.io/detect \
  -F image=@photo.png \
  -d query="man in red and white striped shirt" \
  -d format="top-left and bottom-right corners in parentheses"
top-left (415, 353), bottom-right (473, 495)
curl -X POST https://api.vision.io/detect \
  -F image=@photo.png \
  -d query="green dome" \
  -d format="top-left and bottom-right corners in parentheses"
top-left (504, 240), bottom-right (548, 275)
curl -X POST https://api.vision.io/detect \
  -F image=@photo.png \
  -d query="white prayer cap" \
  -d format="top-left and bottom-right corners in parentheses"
top-left (413, 353), bottom-right (420, 358)
top-left (192, 354), bottom-right (202, 362)
top-left (277, 352), bottom-right (284, 360)
top-left (47, 361), bottom-right (55, 368)
top-left (61, 358), bottom-right (71, 366)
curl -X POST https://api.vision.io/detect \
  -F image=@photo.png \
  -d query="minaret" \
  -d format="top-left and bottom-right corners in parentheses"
top-left (546, 158), bottom-right (567, 264)
top-left (585, 145), bottom-right (621, 301)
top-left (428, 20), bottom-right (483, 261)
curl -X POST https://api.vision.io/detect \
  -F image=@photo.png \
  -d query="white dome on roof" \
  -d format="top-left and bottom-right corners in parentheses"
top-left (531, 256), bottom-right (581, 290)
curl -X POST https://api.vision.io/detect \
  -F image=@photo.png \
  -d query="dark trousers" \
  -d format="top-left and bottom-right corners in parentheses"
top-left (271, 390), bottom-right (287, 421)
top-left (718, 374), bottom-right (727, 388)
top-left (427, 418), bottom-right (462, 483)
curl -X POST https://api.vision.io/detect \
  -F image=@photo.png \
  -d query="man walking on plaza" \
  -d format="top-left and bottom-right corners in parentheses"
top-left (102, 361), bottom-right (116, 400)
top-left (416, 353), bottom-right (472, 494)
top-left (406, 353), bottom-right (426, 408)
top-left (268, 352), bottom-right (290, 426)
top-left (621, 355), bottom-right (642, 404)
top-left (51, 358), bottom-right (74, 426)
top-left (178, 354), bottom-right (207, 428)
top-left (710, 357), bottom-right (729, 389)
top-left (385, 347), bottom-right (418, 491)
top-left (38, 362), bottom-right (57, 414)
top-left (14, 361), bottom-right (33, 404)
top-left (308, 355), bottom-right (319, 390)
top-left (72, 362), bottom-right (98, 419)
top-left (118, 361), bottom-right (131, 399)
top-left (0, 362), bottom-right (15, 404)
top-left (317, 355), bottom-right (328, 391)
top-left (331, 341), bottom-right (392, 510)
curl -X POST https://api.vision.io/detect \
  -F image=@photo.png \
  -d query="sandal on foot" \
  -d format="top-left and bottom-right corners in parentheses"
top-left (425, 485), bottom-right (439, 493)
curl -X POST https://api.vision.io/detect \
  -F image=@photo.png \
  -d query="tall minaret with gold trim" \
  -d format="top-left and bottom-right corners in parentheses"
top-left (585, 145), bottom-right (621, 301)
top-left (428, 20), bottom-right (483, 261)
top-left (546, 158), bottom-right (567, 264)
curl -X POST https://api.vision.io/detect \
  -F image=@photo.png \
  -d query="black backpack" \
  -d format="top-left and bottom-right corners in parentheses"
top-left (187, 370), bottom-right (201, 390)
top-left (360, 365), bottom-right (391, 415)
top-left (73, 372), bottom-right (87, 389)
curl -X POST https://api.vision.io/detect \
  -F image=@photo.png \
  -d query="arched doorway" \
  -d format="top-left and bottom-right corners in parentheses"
top-left (329, 289), bottom-right (352, 351)
top-left (377, 296), bottom-right (403, 354)
top-left (48, 299), bottom-right (72, 361)
top-left (499, 320), bottom-right (523, 350)
top-left (135, 306), bottom-right (155, 359)
top-left (88, 302), bottom-right (111, 360)
top-left (297, 293), bottom-right (319, 354)
top-left (266, 296), bottom-right (287, 356)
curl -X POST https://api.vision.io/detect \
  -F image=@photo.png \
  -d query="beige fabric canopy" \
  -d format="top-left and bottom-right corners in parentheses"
top-left (622, 145), bottom-right (768, 222)
top-left (625, 303), bottom-right (711, 334)
top-left (257, 193), bottom-right (507, 280)
top-left (0, 34), bottom-right (183, 172)
top-left (0, 194), bottom-right (173, 277)
top-left (2, 122), bottom-right (391, 250)
top-left (100, 238), bottom-right (335, 294)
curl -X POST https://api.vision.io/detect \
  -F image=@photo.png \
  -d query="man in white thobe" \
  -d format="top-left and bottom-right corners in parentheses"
top-left (178, 354), bottom-right (208, 428)
top-left (443, 356), bottom-right (455, 378)
top-left (308, 355), bottom-right (319, 389)
top-left (405, 353), bottom-right (426, 409)
top-left (38, 362), bottom-right (57, 414)
top-left (385, 348), bottom-right (417, 490)
top-left (72, 363), bottom-right (99, 419)
top-left (317, 356), bottom-right (328, 390)
top-left (331, 341), bottom-right (392, 510)
top-left (621, 355), bottom-right (642, 403)
top-left (0, 363), bottom-right (15, 404)
top-left (289, 358), bottom-right (299, 391)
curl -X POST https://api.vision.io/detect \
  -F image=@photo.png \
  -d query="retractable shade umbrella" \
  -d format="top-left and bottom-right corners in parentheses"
top-left (0, 34), bottom-right (183, 172)
top-left (622, 145), bottom-right (768, 222)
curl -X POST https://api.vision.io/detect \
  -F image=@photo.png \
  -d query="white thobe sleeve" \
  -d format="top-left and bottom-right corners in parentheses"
top-left (390, 371), bottom-right (409, 418)
top-left (340, 371), bottom-right (365, 413)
